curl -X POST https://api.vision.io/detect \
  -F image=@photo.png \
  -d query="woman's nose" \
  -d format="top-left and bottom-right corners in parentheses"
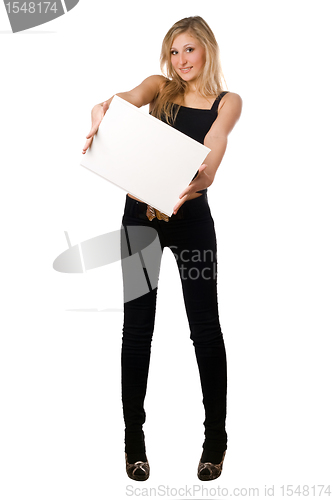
top-left (179, 53), bottom-right (187, 65)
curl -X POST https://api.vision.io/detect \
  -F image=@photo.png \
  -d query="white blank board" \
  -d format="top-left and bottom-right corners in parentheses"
top-left (80, 96), bottom-right (211, 216)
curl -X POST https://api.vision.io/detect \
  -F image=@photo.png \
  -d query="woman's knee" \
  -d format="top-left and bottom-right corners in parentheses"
top-left (189, 319), bottom-right (224, 348)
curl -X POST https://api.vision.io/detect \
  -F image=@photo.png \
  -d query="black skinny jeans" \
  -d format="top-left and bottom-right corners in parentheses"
top-left (120, 192), bottom-right (227, 456)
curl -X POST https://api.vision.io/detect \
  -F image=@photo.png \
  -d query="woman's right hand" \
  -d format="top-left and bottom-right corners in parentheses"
top-left (82, 75), bottom-right (165, 154)
top-left (82, 100), bottom-right (110, 154)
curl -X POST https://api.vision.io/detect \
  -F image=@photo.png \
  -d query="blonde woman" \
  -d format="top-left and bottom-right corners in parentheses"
top-left (83, 16), bottom-right (242, 481)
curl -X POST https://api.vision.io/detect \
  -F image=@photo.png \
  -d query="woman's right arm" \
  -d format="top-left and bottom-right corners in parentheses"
top-left (82, 75), bottom-right (166, 154)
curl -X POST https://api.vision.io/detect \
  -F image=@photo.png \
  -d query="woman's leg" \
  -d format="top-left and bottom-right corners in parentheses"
top-left (120, 201), bottom-right (163, 462)
top-left (168, 205), bottom-right (227, 463)
top-left (121, 287), bottom-right (158, 461)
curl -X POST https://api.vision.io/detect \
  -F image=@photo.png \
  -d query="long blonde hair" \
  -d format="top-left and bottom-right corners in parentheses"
top-left (151, 16), bottom-right (227, 124)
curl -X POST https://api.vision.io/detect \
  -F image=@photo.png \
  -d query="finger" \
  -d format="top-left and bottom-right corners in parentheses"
top-left (86, 123), bottom-right (99, 139)
top-left (173, 194), bottom-right (187, 214)
top-left (173, 200), bottom-right (181, 214)
top-left (179, 185), bottom-right (192, 199)
top-left (82, 137), bottom-right (92, 153)
top-left (102, 101), bottom-right (110, 114)
top-left (198, 163), bottom-right (208, 172)
top-left (173, 202), bottom-right (182, 215)
top-left (179, 190), bottom-right (187, 199)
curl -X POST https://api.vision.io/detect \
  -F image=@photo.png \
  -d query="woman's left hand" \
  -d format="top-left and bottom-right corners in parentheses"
top-left (173, 164), bottom-right (212, 215)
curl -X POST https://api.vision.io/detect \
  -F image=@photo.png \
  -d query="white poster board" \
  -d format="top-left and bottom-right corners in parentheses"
top-left (80, 96), bottom-right (210, 216)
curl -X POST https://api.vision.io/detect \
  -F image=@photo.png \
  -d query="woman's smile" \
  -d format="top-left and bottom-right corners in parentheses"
top-left (179, 66), bottom-right (193, 73)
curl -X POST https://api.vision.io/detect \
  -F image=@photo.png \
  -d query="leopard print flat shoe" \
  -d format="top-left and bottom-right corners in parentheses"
top-left (197, 450), bottom-right (226, 481)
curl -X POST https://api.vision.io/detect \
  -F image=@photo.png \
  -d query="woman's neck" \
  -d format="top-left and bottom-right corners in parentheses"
top-left (185, 81), bottom-right (199, 94)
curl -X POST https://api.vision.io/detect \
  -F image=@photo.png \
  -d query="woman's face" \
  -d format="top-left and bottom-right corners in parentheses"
top-left (170, 32), bottom-right (206, 83)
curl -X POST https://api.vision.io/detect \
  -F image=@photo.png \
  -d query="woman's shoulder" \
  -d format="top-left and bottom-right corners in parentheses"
top-left (218, 91), bottom-right (242, 111)
top-left (220, 91), bottom-right (242, 102)
top-left (145, 74), bottom-right (168, 82)
top-left (144, 74), bottom-right (169, 91)
top-left (131, 75), bottom-right (169, 108)
top-left (139, 75), bottom-right (169, 104)
top-left (134, 75), bottom-right (168, 95)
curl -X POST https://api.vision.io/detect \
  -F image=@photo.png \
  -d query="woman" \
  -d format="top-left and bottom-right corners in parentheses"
top-left (83, 16), bottom-right (242, 481)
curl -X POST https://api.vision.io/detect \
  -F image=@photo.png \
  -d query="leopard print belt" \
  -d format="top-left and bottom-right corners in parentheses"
top-left (146, 204), bottom-right (170, 222)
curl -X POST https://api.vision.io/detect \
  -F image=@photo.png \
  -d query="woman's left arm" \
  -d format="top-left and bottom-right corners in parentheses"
top-left (173, 92), bottom-right (243, 214)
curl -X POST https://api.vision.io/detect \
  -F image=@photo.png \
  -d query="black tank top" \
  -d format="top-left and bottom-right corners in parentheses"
top-left (160, 91), bottom-right (229, 194)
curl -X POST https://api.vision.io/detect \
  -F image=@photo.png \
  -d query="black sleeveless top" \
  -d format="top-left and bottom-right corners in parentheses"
top-left (159, 91), bottom-right (229, 194)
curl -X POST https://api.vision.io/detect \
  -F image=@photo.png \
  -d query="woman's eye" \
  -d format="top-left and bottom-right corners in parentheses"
top-left (171, 48), bottom-right (193, 55)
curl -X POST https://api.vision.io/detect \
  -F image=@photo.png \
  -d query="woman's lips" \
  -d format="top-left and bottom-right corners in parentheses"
top-left (179, 67), bottom-right (193, 73)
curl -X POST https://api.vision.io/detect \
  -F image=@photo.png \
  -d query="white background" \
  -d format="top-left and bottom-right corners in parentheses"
top-left (0, 1), bottom-right (332, 499)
